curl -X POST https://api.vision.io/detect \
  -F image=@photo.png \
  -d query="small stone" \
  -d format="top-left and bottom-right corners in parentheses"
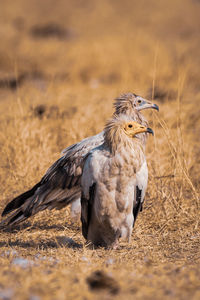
top-left (29, 296), bottom-right (40, 300)
top-left (81, 256), bottom-right (88, 262)
top-left (86, 270), bottom-right (120, 295)
top-left (12, 257), bottom-right (35, 269)
top-left (0, 288), bottom-right (13, 300)
top-left (105, 258), bottom-right (114, 265)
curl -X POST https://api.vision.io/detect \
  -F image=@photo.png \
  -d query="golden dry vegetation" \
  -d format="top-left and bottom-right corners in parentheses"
top-left (0, 0), bottom-right (200, 299)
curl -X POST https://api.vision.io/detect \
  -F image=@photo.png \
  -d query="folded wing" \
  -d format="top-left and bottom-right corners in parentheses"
top-left (1, 132), bottom-right (104, 226)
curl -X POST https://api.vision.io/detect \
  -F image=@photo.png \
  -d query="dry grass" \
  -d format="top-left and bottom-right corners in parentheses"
top-left (0, 0), bottom-right (200, 299)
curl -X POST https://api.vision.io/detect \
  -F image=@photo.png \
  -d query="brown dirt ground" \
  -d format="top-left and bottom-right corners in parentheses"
top-left (0, 0), bottom-right (199, 299)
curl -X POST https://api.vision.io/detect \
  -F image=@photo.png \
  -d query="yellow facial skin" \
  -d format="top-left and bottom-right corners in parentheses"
top-left (124, 121), bottom-right (154, 138)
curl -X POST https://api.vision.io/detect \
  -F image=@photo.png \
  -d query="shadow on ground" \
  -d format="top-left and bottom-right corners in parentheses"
top-left (0, 235), bottom-right (82, 249)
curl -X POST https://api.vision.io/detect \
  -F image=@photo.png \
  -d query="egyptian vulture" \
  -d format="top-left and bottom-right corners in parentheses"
top-left (81, 115), bottom-right (154, 248)
top-left (1, 93), bottom-right (158, 227)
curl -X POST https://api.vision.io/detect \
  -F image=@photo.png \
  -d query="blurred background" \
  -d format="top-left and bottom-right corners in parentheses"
top-left (0, 1), bottom-right (200, 299)
top-left (1, 0), bottom-right (200, 181)
top-left (1, 0), bottom-right (200, 96)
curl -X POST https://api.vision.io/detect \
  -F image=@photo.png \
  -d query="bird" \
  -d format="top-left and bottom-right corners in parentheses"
top-left (81, 114), bottom-right (154, 248)
top-left (1, 93), bottom-right (159, 227)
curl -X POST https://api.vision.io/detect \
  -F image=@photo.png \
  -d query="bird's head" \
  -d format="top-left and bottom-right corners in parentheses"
top-left (123, 120), bottom-right (154, 138)
top-left (104, 114), bottom-right (154, 153)
top-left (113, 93), bottom-right (159, 115)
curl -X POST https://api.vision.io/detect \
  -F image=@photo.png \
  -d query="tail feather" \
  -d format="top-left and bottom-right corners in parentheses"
top-left (0, 187), bottom-right (81, 227)
top-left (1, 200), bottom-right (48, 227)
top-left (1, 163), bottom-right (83, 227)
top-left (7, 210), bottom-right (24, 226)
top-left (2, 181), bottom-right (41, 217)
top-left (0, 209), bottom-right (27, 227)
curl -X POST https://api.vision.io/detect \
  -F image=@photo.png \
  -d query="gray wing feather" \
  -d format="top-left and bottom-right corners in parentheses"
top-left (1, 132), bottom-right (104, 226)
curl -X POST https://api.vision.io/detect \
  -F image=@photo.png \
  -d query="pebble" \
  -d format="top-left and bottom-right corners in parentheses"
top-left (12, 257), bottom-right (35, 269)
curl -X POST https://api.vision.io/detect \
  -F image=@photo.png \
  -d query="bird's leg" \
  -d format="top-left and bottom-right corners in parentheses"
top-left (111, 240), bottom-right (119, 250)
top-left (127, 227), bottom-right (132, 243)
top-left (128, 235), bottom-right (131, 243)
top-left (110, 229), bottom-right (121, 249)
top-left (70, 198), bottom-right (81, 223)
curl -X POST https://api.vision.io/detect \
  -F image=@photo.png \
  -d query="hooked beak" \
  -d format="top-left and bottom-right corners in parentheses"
top-left (147, 127), bottom-right (154, 135)
top-left (136, 98), bottom-right (159, 112)
top-left (151, 103), bottom-right (159, 111)
top-left (132, 125), bottom-right (154, 136)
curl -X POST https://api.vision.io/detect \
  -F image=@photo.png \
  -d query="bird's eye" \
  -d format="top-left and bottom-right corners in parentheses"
top-left (138, 100), bottom-right (142, 104)
top-left (128, 124), bottom-right (133, 128)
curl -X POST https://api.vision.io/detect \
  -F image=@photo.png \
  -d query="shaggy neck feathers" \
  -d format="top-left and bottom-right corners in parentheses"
top-left (104, 117), bottom-right (145, 156)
